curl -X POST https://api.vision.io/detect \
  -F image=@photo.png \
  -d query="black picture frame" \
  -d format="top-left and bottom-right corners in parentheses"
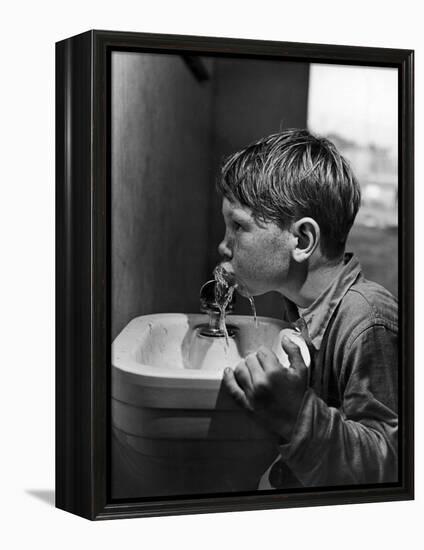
top-left (55, 29), bottom-right (414, 520)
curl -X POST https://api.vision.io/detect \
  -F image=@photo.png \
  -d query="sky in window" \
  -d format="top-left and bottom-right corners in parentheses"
top-left (308, 64), bottom-right (398, 156)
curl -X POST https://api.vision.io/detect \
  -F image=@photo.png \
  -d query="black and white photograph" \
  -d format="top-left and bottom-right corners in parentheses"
top-left (3, 0), bottom-right (423, 545)
top-left (110, 49), bottom-right (402, 500)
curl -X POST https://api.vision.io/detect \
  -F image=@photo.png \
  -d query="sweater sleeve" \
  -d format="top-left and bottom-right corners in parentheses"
top-left (278, 324), bottom-right (398, 486)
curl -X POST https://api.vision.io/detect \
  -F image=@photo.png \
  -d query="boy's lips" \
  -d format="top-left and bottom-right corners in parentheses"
top-left (219, 262), bottom-right (237, 285)
top-left (220, 262), bottom-right (249, 295)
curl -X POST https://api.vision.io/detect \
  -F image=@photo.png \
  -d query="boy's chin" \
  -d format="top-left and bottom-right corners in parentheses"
top-left (236, 286), bottom-right (249, 297)
top-left (236, 285), bottom-right (259, 298)
top-left (238, 285), bottom-right (274, 298)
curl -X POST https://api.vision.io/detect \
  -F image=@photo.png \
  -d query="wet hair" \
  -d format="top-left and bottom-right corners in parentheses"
top-left (217, 129), bottom-right (361, 259)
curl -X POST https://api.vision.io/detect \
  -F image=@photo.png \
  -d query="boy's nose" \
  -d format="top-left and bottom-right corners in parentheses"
top-left (218, 237), bottom-right (232, 259)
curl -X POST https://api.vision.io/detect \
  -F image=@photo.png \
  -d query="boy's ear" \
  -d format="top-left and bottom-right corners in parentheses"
top-left (291, 217), bottom-right (320, 263)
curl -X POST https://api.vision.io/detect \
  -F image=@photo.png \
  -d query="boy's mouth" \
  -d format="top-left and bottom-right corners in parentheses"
top-left (219, 262), bottom-right (249, 296)
top-left (218, 262), bottom-right (237, 285)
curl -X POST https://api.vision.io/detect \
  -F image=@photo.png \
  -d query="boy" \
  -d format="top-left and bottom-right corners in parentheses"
top-left (219, 129), bottom-right (398, 488)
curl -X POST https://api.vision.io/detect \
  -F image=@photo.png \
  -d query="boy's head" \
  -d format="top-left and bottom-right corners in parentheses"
top-left (217, 129), bottom-right (361, 260)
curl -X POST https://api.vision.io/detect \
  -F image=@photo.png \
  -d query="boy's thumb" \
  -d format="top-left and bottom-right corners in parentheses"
top-left (281, 333), bottom-right (310, 370)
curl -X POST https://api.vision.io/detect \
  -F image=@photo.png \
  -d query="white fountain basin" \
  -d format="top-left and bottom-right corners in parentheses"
top-left (111, 313), bottom-right (308, 498)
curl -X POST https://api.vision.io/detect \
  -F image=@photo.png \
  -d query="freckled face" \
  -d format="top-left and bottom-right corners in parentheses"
top-left (218, 198), bottom-right (295, 296)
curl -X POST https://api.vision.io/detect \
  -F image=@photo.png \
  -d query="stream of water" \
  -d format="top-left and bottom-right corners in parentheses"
top-left (213, 265), bottom-right (258, 346)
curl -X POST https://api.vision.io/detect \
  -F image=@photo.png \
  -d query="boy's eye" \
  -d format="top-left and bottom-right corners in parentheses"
top-left (233, 222), bottom-right (243, 231)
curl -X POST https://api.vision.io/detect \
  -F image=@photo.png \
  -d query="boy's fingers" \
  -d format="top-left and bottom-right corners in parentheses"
top-left (256, 346), bottom-right (281, 373)
top-left (245, 352), bottom-right (268, 386)
top-left (281, 336), bottom-right (307, 372)
top-left (223, 367), bottom-right (252, 411)
top-left (233, 359), bottom-right (254, 395)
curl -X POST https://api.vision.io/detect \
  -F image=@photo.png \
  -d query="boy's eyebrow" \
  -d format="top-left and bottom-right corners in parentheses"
top-left (229, 208), bottom-right (253, 222)
top-left (221, 199), bottom-right (253, 223)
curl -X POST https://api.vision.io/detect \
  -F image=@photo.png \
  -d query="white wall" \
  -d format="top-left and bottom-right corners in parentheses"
top-left (1, 1), bottom-right (422, 549)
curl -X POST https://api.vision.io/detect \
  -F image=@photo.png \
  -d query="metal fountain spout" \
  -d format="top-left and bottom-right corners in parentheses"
top-left (199, 279), bottom-right (237, 338)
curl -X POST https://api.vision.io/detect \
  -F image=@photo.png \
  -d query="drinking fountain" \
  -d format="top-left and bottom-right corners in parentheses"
top-left (111, 275), bottom-right (310, 498)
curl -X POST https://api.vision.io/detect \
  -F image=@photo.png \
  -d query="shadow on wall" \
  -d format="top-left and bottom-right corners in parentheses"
top-left (25, 489), bottom-right (55, 507)
top-left (207, 57), bottom-right (310, 319)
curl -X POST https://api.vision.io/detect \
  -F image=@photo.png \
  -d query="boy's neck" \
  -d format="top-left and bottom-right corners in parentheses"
top-left (284, 256), bottom-right (346, 309)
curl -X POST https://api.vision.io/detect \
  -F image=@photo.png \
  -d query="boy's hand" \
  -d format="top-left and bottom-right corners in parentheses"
top-left (223, 336), bottom-right (308, 441)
